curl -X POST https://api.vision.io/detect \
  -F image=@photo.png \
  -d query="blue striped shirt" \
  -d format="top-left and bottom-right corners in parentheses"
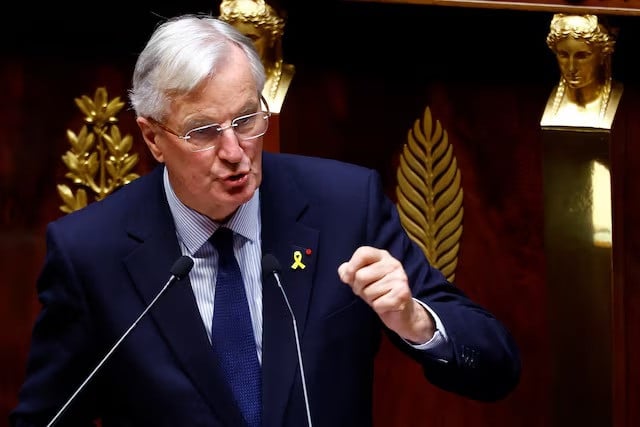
top-left (163, 169), bottom-right (264, 363)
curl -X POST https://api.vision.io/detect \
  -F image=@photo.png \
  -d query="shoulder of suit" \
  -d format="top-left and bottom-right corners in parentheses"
top-left (264, 152), bottom-right (373, 177)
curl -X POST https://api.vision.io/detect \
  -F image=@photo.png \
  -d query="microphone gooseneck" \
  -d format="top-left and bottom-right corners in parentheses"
top-left (262, 253), bottom-right (313, 427)
top-left (46, 255), bottom-right (194, 427)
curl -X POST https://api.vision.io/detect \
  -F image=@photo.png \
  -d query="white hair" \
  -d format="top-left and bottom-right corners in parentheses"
top-left (129, 14), bottom-right (266, 120)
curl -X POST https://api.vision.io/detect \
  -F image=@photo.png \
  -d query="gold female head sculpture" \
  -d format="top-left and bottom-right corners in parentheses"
top-left (546, 14), bottom-right (615, 92)
top-left (219, 0), bottom-right (294, 113)
top-left (219, 0), bottom-right (284, 60)
top-left (543, 14), bottom-right (620, 128)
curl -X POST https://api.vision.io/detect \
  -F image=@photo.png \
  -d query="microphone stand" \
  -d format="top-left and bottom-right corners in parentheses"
top-left (272, 271), bottom-right (313, 427)
top-left (46, 257), bottom-right (193, 427)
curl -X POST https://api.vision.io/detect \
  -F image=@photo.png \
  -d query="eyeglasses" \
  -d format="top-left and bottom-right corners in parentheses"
top-left (148, 98), bottom-right (271, 152)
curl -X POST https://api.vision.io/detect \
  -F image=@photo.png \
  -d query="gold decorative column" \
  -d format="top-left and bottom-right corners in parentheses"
top-left (541, 14), bottom-right (622, 427)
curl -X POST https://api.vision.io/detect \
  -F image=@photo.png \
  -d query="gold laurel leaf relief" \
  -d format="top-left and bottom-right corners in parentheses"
top-left (57, 87), bottom-right (140, 213)
top-left (395, 106), bottom-right (463, 282)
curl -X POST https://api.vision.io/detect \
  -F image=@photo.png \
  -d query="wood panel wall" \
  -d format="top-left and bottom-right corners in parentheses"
top-left (1, 2), bottom-right (639, 426)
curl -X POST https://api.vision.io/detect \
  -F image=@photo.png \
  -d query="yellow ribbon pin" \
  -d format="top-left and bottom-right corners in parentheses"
top-left (291, 250), bottom-right (306, 270)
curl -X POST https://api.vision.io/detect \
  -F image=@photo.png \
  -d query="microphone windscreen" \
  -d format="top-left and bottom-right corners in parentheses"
top-left (262, 253), bottom-right (281, 279)
top-left (170, 256), bottom-right (194, 279)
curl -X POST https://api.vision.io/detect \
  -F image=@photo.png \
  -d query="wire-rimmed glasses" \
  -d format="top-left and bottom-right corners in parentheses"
top-left (148, 97), bottom-right (271, 153)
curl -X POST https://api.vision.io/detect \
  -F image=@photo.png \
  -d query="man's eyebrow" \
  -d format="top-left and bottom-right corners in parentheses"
top-left (182, 115), bottom-right (219, 129)
top-left (182, 101), bottom-right (260, 128)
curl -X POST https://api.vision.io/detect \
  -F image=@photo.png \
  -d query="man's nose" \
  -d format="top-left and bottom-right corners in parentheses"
top-left (216, 127), bottom-right (244, 161)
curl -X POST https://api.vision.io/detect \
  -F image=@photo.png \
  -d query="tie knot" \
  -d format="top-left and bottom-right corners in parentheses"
top-left (210, 227), bottom-right (234, 255)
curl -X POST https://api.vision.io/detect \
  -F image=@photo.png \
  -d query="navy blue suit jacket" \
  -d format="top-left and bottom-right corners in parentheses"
top-left (11, 152), bottom-right (520, 427)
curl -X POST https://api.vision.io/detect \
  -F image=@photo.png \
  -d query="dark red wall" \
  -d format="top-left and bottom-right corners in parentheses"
top-left (1, 2), bottom-right (638, 426)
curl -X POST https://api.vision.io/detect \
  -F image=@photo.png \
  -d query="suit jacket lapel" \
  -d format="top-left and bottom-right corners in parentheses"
top-left (123, 166), bottom-right (246, 426)
top-left (260, 153), bottom-right (319, 426)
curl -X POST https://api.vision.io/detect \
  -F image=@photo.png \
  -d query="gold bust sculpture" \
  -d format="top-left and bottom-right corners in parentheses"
top-left (219, 0), bottom-right (295, 113)
top-left (541, 14), bottom-right (623, 129)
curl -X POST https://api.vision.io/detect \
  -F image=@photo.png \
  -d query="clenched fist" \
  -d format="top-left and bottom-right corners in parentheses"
top-left (338, 246), bottom-right (435, 344)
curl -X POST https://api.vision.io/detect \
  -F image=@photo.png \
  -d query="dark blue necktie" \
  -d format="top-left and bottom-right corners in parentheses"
top-left (210, 227), bottom-right (261, 427)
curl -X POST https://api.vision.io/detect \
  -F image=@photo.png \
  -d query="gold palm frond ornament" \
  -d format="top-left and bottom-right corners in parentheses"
top-left (57, 87), bottom-right (140, 213)
top-left (395, 107), bottom-right (463, 282)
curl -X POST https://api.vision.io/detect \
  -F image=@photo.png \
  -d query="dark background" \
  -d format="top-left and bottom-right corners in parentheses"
top-left (2, 1), bottom-right (639, 426)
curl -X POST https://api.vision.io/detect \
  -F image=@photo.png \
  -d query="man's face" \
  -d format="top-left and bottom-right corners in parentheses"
top-left (555, 37), bottom-right (602, 89)
top-left (138, 45), bottom-right (264, 222)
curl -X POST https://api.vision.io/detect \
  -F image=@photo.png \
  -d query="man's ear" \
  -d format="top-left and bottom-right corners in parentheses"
top-left (136, 117), bottom-right (164, 163)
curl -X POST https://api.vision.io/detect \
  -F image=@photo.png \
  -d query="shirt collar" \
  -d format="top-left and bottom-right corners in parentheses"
top-left (163, 167), bottom-right (260, 255)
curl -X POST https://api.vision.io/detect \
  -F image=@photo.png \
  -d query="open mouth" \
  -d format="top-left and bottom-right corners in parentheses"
top-left (223, 173), bottom-right (250, 188)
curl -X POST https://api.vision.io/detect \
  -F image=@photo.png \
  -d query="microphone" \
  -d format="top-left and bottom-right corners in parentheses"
top-left (262, 254), bottom-right (313, 427)
top-left (46, 255), bottom-right (195, 427)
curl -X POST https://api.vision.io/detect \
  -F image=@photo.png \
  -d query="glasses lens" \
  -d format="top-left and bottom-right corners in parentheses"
top-left (184, 124), bottom-right (222, 151)
top-left (233, 112), bottom-right (269, 140)
top-left (183, 112), bottom-right (270, 151)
